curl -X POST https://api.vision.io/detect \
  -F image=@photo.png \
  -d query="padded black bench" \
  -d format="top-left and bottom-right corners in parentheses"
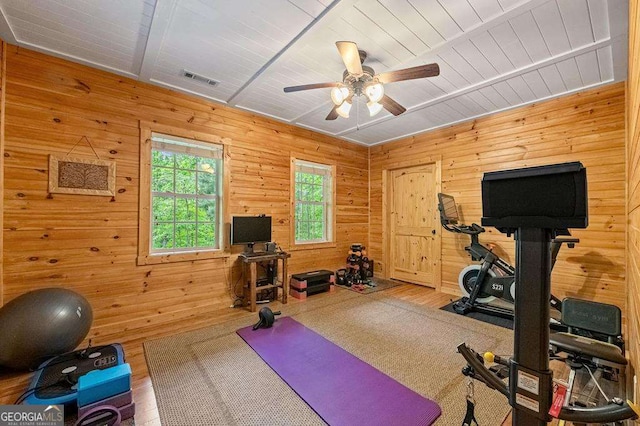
top-left (550, 332), bottom-right (627, 368)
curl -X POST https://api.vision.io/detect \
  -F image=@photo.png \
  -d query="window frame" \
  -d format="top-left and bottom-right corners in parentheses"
top-left (289, 157), bottom-right (336, 251)
top-left (138, 121), bottom-right (230, 265)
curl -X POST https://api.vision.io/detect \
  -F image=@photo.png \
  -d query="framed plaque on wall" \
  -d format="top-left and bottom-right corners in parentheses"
top-left (48, 155), bottom-right (116, 196)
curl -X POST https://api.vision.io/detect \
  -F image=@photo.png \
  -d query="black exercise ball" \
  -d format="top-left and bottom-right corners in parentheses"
top-left (0, 288), bottom-right (93, 370)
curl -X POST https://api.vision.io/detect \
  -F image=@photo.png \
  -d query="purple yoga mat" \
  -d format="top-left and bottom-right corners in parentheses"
top-left (237, 317), bottom-right (441, 426)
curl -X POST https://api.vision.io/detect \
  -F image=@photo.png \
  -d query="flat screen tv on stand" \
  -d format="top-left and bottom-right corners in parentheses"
top-left (231, 215), bottom-right (272, 254)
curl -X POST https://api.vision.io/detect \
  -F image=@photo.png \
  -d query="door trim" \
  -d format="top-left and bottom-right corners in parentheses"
top-left (382, 157), bottom-right (442, 290)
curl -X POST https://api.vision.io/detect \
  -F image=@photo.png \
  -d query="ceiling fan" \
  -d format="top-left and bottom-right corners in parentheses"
top-left (283, 41), bottom-right (440, 120)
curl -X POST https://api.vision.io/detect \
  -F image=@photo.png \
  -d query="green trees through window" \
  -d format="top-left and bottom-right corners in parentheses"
top-left (294, 160), bottom-right (332, 243)
top-left (150, 141), bottom-right (221, 252)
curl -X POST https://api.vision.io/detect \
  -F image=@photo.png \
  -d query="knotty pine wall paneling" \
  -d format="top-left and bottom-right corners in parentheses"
top-left (2, 45), bottom-right (368, 345)
top-left (0, 41), bottom-right (5, 307)
top-left (627, 0), bottom-right (640, 403)
top-left (370, 83), bottom-right (627, 313)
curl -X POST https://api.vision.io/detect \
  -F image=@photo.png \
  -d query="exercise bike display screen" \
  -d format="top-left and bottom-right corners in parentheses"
top-left (438, 193), bottom-right (459, 224)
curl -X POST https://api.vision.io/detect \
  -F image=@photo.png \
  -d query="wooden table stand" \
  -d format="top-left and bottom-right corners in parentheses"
top-left (239, 251), bottom-right (290, 312)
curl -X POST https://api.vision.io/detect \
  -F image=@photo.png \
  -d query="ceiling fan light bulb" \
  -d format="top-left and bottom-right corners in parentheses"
top-left (331, 86), bottom-right (350, 106)
top-left (336, 100), bottom-right (351, 118)
top-left (365, 82), bottom-right (384, 103)
top-left (367, 101), bottom-right (383, 117)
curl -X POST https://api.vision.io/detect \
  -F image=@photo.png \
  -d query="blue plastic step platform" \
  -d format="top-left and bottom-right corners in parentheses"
top-left (77, 363), bottom-right (131, 407)
top-left (24, 343), bottom-right (125, 407)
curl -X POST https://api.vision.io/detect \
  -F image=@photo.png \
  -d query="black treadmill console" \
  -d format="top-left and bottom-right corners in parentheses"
top-left (481, 161), bottom-right (588, 233)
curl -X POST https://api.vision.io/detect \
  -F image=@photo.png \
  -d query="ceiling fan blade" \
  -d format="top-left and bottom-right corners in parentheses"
top-left (325, 106), bottom-right (339, 120)
top-left (376, 63), bottom-right (440, 84)
top-left (336, 41), bottom-right (363, 76)
top-left (380, 95), bottom-right (407, 116)
top-left (284, 82), bottom-right (338, 93)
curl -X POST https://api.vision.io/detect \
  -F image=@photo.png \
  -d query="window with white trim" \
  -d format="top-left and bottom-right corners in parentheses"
top-left (294, 160), bottom-right (334, 243)
top-left (150, 133), bottom-right (223, 253)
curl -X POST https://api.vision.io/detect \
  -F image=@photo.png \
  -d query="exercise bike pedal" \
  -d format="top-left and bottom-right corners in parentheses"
top-left (453, 298), bottom-right (473, 315)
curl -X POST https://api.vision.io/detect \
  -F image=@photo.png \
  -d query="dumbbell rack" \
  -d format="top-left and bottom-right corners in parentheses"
top-left (344, 244), bottom-right (373, 289)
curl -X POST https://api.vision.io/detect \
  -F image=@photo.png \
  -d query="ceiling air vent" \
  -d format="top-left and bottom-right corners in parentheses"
top-left (181, 70), bottom-right (219, 87)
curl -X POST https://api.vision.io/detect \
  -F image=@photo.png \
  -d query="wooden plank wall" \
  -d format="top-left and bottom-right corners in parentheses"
top-left (2, 45), bottom-right (368, 344)
top-left (627, 0), bottom-right (640, 401)
top-left (370, 82), bottom-right (627, 312)
top-left (0, 41), bottom-right (4, 307)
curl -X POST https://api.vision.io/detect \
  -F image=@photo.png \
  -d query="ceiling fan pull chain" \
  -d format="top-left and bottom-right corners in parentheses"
top-left (356, 96), bottom-right (360, 130)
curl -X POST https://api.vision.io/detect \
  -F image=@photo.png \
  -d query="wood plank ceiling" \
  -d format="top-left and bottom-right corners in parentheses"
top-left (0, 0), bottom-right (628, 146)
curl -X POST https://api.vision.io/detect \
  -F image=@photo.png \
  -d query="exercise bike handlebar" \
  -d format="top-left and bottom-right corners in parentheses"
top-left (457, 343), bottom-right (639, 423)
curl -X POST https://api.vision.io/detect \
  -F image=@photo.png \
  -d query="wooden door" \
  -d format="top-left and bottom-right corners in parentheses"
top-left (388, 163), bottom-right (440, 288)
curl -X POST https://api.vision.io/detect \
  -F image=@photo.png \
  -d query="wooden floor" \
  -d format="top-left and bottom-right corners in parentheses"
top-left (0, 284), bottom-right (493, 425)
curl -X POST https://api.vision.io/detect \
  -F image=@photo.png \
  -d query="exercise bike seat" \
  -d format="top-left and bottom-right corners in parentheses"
top-left (550, 332), bottom-right (627, 367)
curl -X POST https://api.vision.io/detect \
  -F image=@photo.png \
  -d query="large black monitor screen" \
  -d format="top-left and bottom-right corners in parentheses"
top-left (231, 216), bottom-right (272, 245)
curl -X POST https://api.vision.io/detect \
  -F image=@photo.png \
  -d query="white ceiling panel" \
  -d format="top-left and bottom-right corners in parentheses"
top-left (597, 46), bottom-right (614, 81)
top-left (150, 0), bottom-right (323, 103)
top-left (521, 70), bottom-right (551, 98)
top-left (0, 0), bottom-right (628, 145)
top-left (538, 64), bottom-right (567, 94)
top-left (467, 0), bottom-right (503, 22)
top-left (453, 40), bottom-right (498, 79)
top-left (461, 94), bottom-right (490, 115)
top-left (466, 90), bottom-right (498, 111)
top-left (292, 0), bottom-right (330, 16)
top-left (478, 86), bottom-right (510, 109)
top-left (556, 57), bottom-right (583, 91)
top-left (587, 0), bottom-right (609, 41)
top-left (438, 0), bottom-right (482, 30)
top-left (575, 50), bottom-right (601, 86)
top-left (378, 0), bottom-right (445, 49)
top-left (426, 74), bottom-right (458, 95)
top-left (438, 48), bottom-right (484, 85)
top-left (0, 0), bottom-right (154, 75)
top-left (557, 0), bottom-right (595, 49)
top-left (436, 101), bottom-right (467, 122)
top-left (445, 97), bottom-right (480, 117)
top-left (506, 76), bottom-right (537, 103)
top-left (510, 11), bottom-right (550, 63)
top-left (497, 0), bottom-right (524, 11)
top-left (409, 0), bottom-right (464, 40)
top-left (353, 1), bottom-right (428, 55)
top-left (489, 21), bottom-right (532, 68)
top-left (340, 6), bottom-right (414, 62)
top-left (532, 1), bottom-right (571, 56)
top-left (471, 31), bottom-right (515, 74)
top-left (492, 81), bottom-right (523, 105)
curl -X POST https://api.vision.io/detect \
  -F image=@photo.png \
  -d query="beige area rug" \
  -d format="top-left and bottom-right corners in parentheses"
top-left (144, 289), bottom-right (513, 425)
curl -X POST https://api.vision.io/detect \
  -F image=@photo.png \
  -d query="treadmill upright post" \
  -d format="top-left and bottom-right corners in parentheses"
top-left (510, 227), bottom-right (553, 425)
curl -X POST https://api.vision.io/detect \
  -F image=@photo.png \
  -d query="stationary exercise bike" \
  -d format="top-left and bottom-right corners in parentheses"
top-left (437, 193), bottom-right (578, 320)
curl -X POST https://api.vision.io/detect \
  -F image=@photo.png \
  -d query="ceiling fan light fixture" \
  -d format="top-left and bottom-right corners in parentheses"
top-left (367, 100), bottom-right (383, 117)
top-left (330, 86), bottom-right (350, 106)
top-left (283, 42), bottom-right (438, 121)
top-left (336, 100), bottom-right (352, 118)
top-left (365, 82), bottom-right (384, 103)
